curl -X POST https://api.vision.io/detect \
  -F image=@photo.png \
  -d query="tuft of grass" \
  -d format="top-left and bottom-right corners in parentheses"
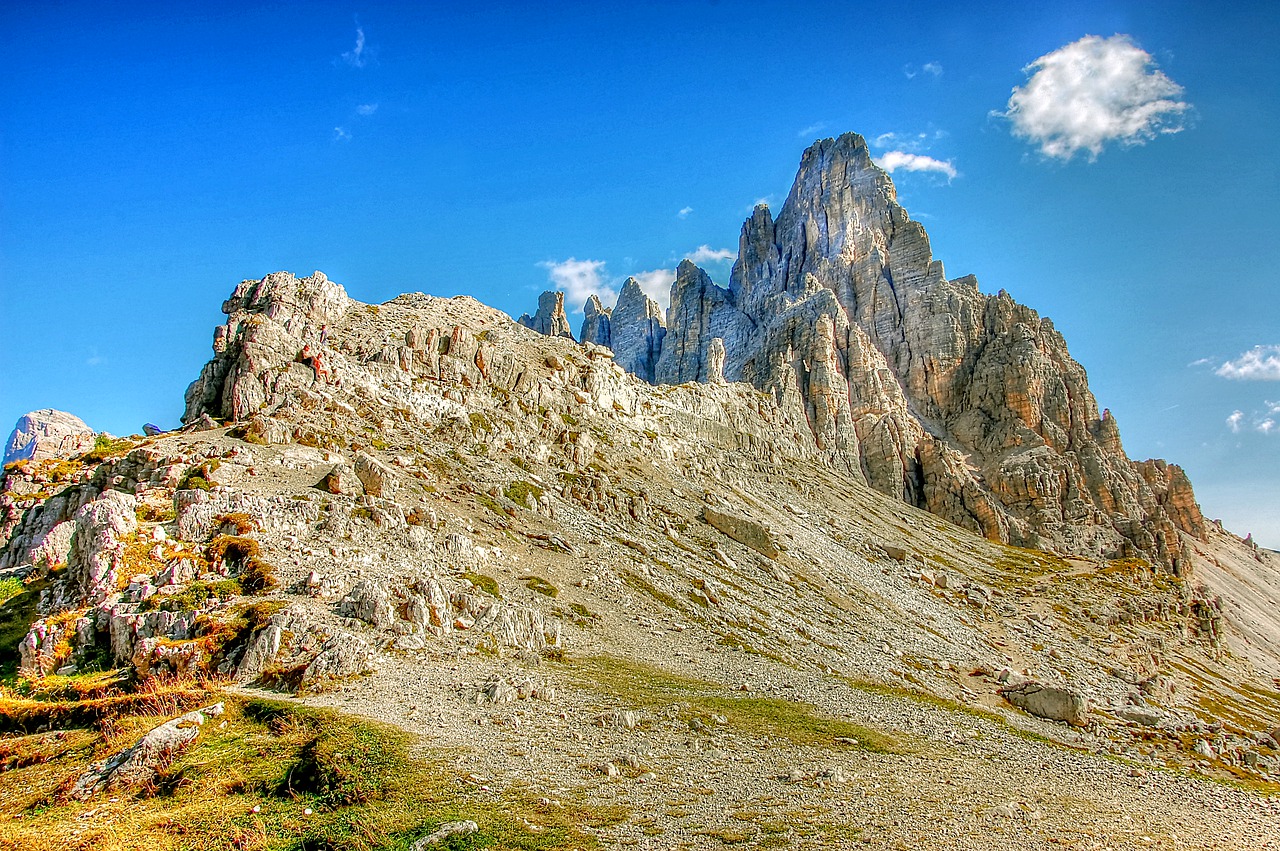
top-left (503, 480), bottom-right (544, 507)
top-left (566, 655), bottom-right (902, 752)
top-left (0, 577), bottom-right (24, 607)
top-left (139, 579), bottom-right (242, 613)
top-left (79, 434), bottom-right (137, 463)
top-left (461, 572), bottom-right (501, 599)
top-left (214, 512), bottom-right (257, 535)
top-left (523, 576), bottom-right (558, 598)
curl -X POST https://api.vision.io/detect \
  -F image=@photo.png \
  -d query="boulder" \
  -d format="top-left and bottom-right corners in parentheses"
top-left (1002, 682), bottom-right (1089, 726)
top-left (353, 452), bottom-right (399, 498)
top-left (703, 506), bottom-right (779, 559)
top-left (70, 703), bottom-right (224, 799)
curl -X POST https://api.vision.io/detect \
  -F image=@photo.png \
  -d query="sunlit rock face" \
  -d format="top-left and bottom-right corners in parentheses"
top-left (519, 132), bottom-right (1205, 571)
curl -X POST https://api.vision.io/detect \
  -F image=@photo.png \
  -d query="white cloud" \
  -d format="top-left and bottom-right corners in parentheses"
top-left (356, 103), bottom-right (378, 116)
top-left (685, 245), bottom-right (735, 264)
top-left (903, 62), bottom-right (942, 80)
top-left (798, 122), bottom-right (828, 138)
top-left (999, 34), bottom-right (1189, 161)
top-left (1226, 404), bottom-right (1280, 435)
top-left (677, 206), bottom-right (693, 219)
top-left (1216, 345), bottom-right (1280, 381)
top-left (873, 150), bottom-right (958, 180)
top-left (539, 258), bottom-right (616, 313)
top-left (1227, 410), bottom-right (1245, 433)
top-left (342, 26), bottom-right (368, 68)
top-left (333, 126), bottom-right (351, 142)
top-left (632, 269), bottom-right (675, 309)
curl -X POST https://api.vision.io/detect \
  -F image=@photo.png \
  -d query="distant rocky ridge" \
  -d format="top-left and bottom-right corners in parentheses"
top-left (3, 410), bottom-right (97, 467)
top-left (521, 132), bottom-right (1203, 572)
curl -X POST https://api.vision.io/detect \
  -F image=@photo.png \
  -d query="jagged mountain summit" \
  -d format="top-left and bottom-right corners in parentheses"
top-left (522, 132), bottom-right (1203, 574)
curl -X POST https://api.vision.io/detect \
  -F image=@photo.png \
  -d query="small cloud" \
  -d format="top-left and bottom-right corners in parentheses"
top-left (685, 245), bottom-right (735, 264)
top-left (1188, 357), bottom-right (1213, 368)
top-left (333, 126), bottom-right (351, 142)
top-left (356, 103), bottom-right (379, 116)
top-left (873, 150), bottom-right (958, 181)
top-left (1226, 403), bottom-right (1280, 435)
top-left (798, 122), bottom-right (828, 138)
top-left (632, 269), bottom-right (675, 310)
top-left (342, 26), bottom-right (368, 68)
top-left (1216, 345), bottom-right (1280, 381)
top-left (871, 130), bottom-right (946, 153)
top-left (903, 61), bottom-right (943, 79)
top-left (86, 351), bottom-right (103, 367)
top-left (997, 34), bottom-right (1190, 161)
top-left (539, 258), bottom-right (616, 313)
top-left (677, 206), bottom-right (693, 219)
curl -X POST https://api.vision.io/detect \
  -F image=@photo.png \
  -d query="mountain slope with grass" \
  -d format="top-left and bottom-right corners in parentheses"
top-left (2, 151), bottom-right (1279, 849)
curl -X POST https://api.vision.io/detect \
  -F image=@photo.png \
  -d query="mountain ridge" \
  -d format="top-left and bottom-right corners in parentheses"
top-left (521, 131), bottom-right (1204, 575)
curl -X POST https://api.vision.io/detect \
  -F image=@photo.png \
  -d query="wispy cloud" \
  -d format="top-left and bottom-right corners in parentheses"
top-left (1217, 345), bottom-right (1280, 381)
top-left (356, 103), bottom-right (378, 116)
top-left (632, 269), bottom-right (675, 309)
top-left (1227, 402), bottom-right (1280, 435)
top-left (333, 126), bottom-right (352, 142)
top-left (677, 206), bottom-right (693, 219)
top-left (904, 61), bottom-right (943, 79)
top-left (873, 150), bottom-right (958, 180)
top-left (539, 258), bottom-right (617, 313)
top-left (871, 130), bottom-right (947, 154)
top-left (997, 34), bottom-right (1190, 161)
top-left (798, 121), bottom-right (828, 138)
top-left (685, 245), bottom-right (735, 264)
top-left (342, 26), bottom-right (368, 68)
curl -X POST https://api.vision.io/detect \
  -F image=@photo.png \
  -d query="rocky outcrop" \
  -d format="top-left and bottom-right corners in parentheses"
top-left (579, 295), bottom-right (612, 346)
top-left (183, 270), bottom-right (350, 424)
top-left (1002, 682), bottom-right (1089, 726)
top-left (517, 291), bottom-right (574, 339)
top-left (70, 703), bottom-right (225, 800)
top-left (4, 410), bottom-right (96, 466)
top-left (609, 278), bottom-right (666, 383)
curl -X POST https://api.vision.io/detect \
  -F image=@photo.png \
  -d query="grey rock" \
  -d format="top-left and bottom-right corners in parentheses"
top-left (4, 409), bottom-right (97, 466)
top-left (353, 452), bottom-right (399, 498)
top-left (70, 702), bottom-right (224, 800)
top-left (609, 277), bottom-right (666, 383)
top-left (579, 295), bottom-right (612, 346)
top-left (517, 291), bottom-right (575, 339)
top-left (411, 820), bottom-right (478, 849)
top-left (703, 506), bottom-right (779, 559)
top-left (1002, 682), bottom-right (1089, 726)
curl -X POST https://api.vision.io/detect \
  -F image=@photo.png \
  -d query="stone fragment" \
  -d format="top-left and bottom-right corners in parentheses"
top-left (411, 821), bottom-right (479, 850)
top-left (320, 462), bottom-right (364, 495)
top-left (1001, 682), bottom-right (1089, 726)
top-left (70, 703), bottom-right (224, 800)
top-left (703, 506), bottom-right (779, 558)
top-left (353, 452), bottom-right (399, 498)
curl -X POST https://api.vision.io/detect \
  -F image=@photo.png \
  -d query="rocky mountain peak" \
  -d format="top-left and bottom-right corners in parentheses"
top-left (518, 131), bottom-right (1207, 572)
top-left (517, 291), bottom-right (574, 340)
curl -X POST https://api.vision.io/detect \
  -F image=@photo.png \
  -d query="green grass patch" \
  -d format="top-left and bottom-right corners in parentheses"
top-left (0, 574), bottom-right (49, 682)
top-left (461, 572), bottom-right (501, 599)
top-left (0, 693), bottom-right (627, 850)
top-left (565, 655), bottom-right (901, 752)
top-left (503, 480), bottom-right (544, 506)
top-left (523, 576), bottom-right (558, 598)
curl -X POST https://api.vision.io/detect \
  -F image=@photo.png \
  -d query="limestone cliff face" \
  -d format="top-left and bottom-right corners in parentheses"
top-left (579, 295), bottom-right (612, 347)
top-left (609, 278), bottom-right (666, 385)
top-left (517, 291), bottom-right (574, 339)
top-left (555, 132), bottom-right (1204, 570)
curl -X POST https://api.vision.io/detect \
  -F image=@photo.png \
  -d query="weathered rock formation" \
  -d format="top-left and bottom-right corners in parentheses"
top-left (520, 132), bottom-right (1205, 571)
top-left (609, 278), bottom-right (666, 384)
top-left (4, 410), bottom-right (97, 466)
top-left (517, 290), bottom-right (574, 339)
top-left (579, 295), bottom-right (612, 346)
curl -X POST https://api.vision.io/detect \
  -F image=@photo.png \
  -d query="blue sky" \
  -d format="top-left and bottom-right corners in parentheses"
top-left (2, 1), bottom-right (1277, 545)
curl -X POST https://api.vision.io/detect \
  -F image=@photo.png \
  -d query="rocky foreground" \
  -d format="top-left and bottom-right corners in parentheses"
top-left (1, 266), bottom-right (1278, 848)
